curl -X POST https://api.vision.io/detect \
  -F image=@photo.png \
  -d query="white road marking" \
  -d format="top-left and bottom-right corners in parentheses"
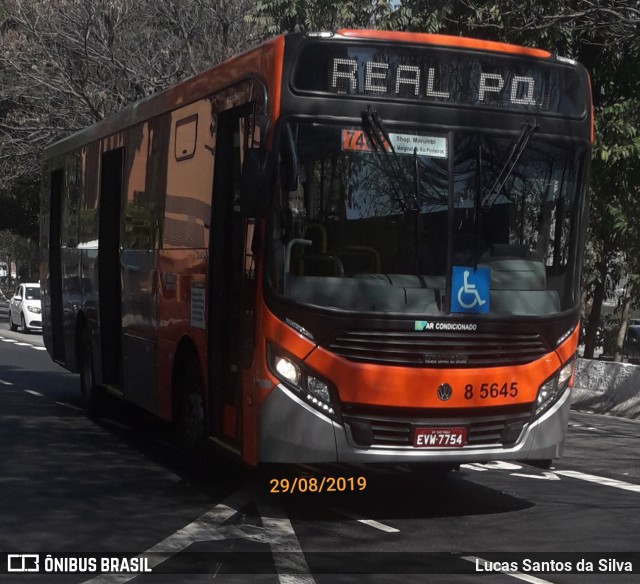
top-left (462, 461), bottom-right (523, 472)
top-left (257, 498), bottom-right (315, 584)
top-left (482, 461), bottom-right (523, 470)
top-left (511, 472), bottom-right (560, 481)
top-left (0, 379), bottom-right (13, 385)
top-left (0, 335), bottom-right (46, 350)
top-left (459, 458), bottom-right (640, 493)
top-left (555, 470), bottom-right (640, 494)
top-left (461, 463), bottom-right (489, 472)
top-left (55, 401), bottom-right (83, 412)
top-left (569, 421), bottom-right (605, 433)
top-left (461, 556), bottom-right (554, 584)
top-left (336, 509), bottom-right (399, 533)
top-left (355, 518), bottom-right (399, 533)
top-left (24, 389), bottom-right (45, 398)
top-left (80, 484), bottom-right (257, 583)
top-left (80, 483), bottom-right (314, 583)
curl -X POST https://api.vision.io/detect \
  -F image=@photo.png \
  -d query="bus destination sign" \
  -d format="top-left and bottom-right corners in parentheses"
top-left (292, 42), bottom-right (587, 117)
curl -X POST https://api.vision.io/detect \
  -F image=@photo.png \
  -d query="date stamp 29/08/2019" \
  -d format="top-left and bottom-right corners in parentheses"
top-left (269, 476), bottom-right (367, 494)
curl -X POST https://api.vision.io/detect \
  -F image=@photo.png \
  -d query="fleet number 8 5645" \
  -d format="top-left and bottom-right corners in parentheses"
top-left (464, 381), bottom-right (519, 400)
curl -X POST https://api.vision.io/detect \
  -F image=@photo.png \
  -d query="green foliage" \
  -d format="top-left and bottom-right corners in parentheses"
top-left (248, 0), bottom-right (392, 33)
top-left (595, 100), bottom-right (640, 165)
top-left (0, 229), bottom-right (38, 283)
top-left (0, 175), bottom-right (40, 239)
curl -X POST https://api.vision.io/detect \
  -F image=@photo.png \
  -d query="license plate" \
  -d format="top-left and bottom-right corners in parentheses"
top-left (413, 427), bottom-right (467, 448)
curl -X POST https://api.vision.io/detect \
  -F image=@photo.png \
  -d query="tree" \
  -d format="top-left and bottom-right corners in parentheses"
top-left (0, 229), bottom-right (37, 285)
top-left (583, 93), bottom-right (640, 358)
top-left (248, 0), bottom-right (396, 33)
top-left (0, 0), bottom-right (260, 238)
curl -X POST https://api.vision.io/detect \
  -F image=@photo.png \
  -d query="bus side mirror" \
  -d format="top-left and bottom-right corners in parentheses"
top-left (241, 149), bottom-right (275, 218)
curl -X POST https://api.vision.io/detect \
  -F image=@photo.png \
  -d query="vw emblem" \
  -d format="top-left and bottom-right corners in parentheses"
top-left (437, 383), bottom-right (453, 401)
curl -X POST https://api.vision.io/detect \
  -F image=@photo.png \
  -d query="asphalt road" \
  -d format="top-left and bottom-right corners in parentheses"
top-left (0, 320), bottom-right (639, 583)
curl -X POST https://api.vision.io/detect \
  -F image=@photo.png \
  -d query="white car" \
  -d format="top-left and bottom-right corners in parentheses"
top-left (9, 282), bottom-right (42, 333)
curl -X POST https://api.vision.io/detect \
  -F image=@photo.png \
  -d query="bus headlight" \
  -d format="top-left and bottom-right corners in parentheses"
top-left (268, 345), bottom-right (339, 420)
top-left (307, 375), bottom-right (331, 403)
top-left (275, 356), bottom-right (301, 385)
top-left (534, 358), bottom-right (575, 418)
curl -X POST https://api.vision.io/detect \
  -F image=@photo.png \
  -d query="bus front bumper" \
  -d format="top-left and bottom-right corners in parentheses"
top-left (258, 383), bottom-right (571, 464)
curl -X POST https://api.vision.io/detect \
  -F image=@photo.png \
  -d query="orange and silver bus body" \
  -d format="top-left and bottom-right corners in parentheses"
top-left (40, 30), bottom-right (592, 467)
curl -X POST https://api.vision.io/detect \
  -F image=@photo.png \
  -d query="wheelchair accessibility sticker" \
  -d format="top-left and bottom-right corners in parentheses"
top-left (451, 266), bottom-right (490, 314)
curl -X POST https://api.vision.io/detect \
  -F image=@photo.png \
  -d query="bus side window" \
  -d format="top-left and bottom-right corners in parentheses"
top-left (163, 101), bottom-right (215, 249)
top-left (62, 155), bottom-right (80, 248)
top-left (175, 115), bottom-right (198, 161)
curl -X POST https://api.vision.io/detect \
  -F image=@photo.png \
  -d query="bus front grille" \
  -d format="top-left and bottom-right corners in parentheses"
top-left (327, 330), bottom-right (549, 368)
top-left (343, 405), bottom-right (533, 449)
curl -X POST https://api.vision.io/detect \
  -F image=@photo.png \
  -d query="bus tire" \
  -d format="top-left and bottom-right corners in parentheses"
top-left (79, 328), bottom-right (102, 415)
top-left (176, 362), bottom-right (207, 461)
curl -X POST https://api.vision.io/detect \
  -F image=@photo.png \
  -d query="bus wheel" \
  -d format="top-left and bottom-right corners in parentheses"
top-left (79, 329), bottom-right (102, 415)
top-left (176, 363), bottom-right (207, 460)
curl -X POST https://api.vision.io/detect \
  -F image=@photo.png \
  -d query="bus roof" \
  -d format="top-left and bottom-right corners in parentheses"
top-left (336, 29), bottom-right (552, 59)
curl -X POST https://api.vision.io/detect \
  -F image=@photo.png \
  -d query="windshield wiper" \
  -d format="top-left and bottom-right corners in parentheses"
top-left (470, 141), bottom-right (484, 269)
top-left (481, 118), bottom-right (538, 210)
top-left (361, 106), bottom-right (420, 213)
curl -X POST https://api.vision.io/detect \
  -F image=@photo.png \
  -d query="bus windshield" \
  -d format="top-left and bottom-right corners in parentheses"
top-left (268, 120), bottom-right (586, 317)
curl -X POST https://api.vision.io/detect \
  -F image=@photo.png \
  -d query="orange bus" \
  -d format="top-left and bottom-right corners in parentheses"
top-left (40, 30), bottom-right (592, 468)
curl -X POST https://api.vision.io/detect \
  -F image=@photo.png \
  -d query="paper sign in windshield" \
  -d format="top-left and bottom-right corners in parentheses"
top-left (341, 129), bottom-right (447, 158)
top-left (388, 134), bottom-right (447, 158)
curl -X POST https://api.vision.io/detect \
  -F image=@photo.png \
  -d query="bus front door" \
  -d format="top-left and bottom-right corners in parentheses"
top-left (208, 105), bottom-right (257, 453)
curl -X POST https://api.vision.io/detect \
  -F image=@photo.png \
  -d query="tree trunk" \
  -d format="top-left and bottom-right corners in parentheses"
top-left (583, 277), bottom-right (605, 359)
top-left (614, 282), bottom-right (633, 362)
